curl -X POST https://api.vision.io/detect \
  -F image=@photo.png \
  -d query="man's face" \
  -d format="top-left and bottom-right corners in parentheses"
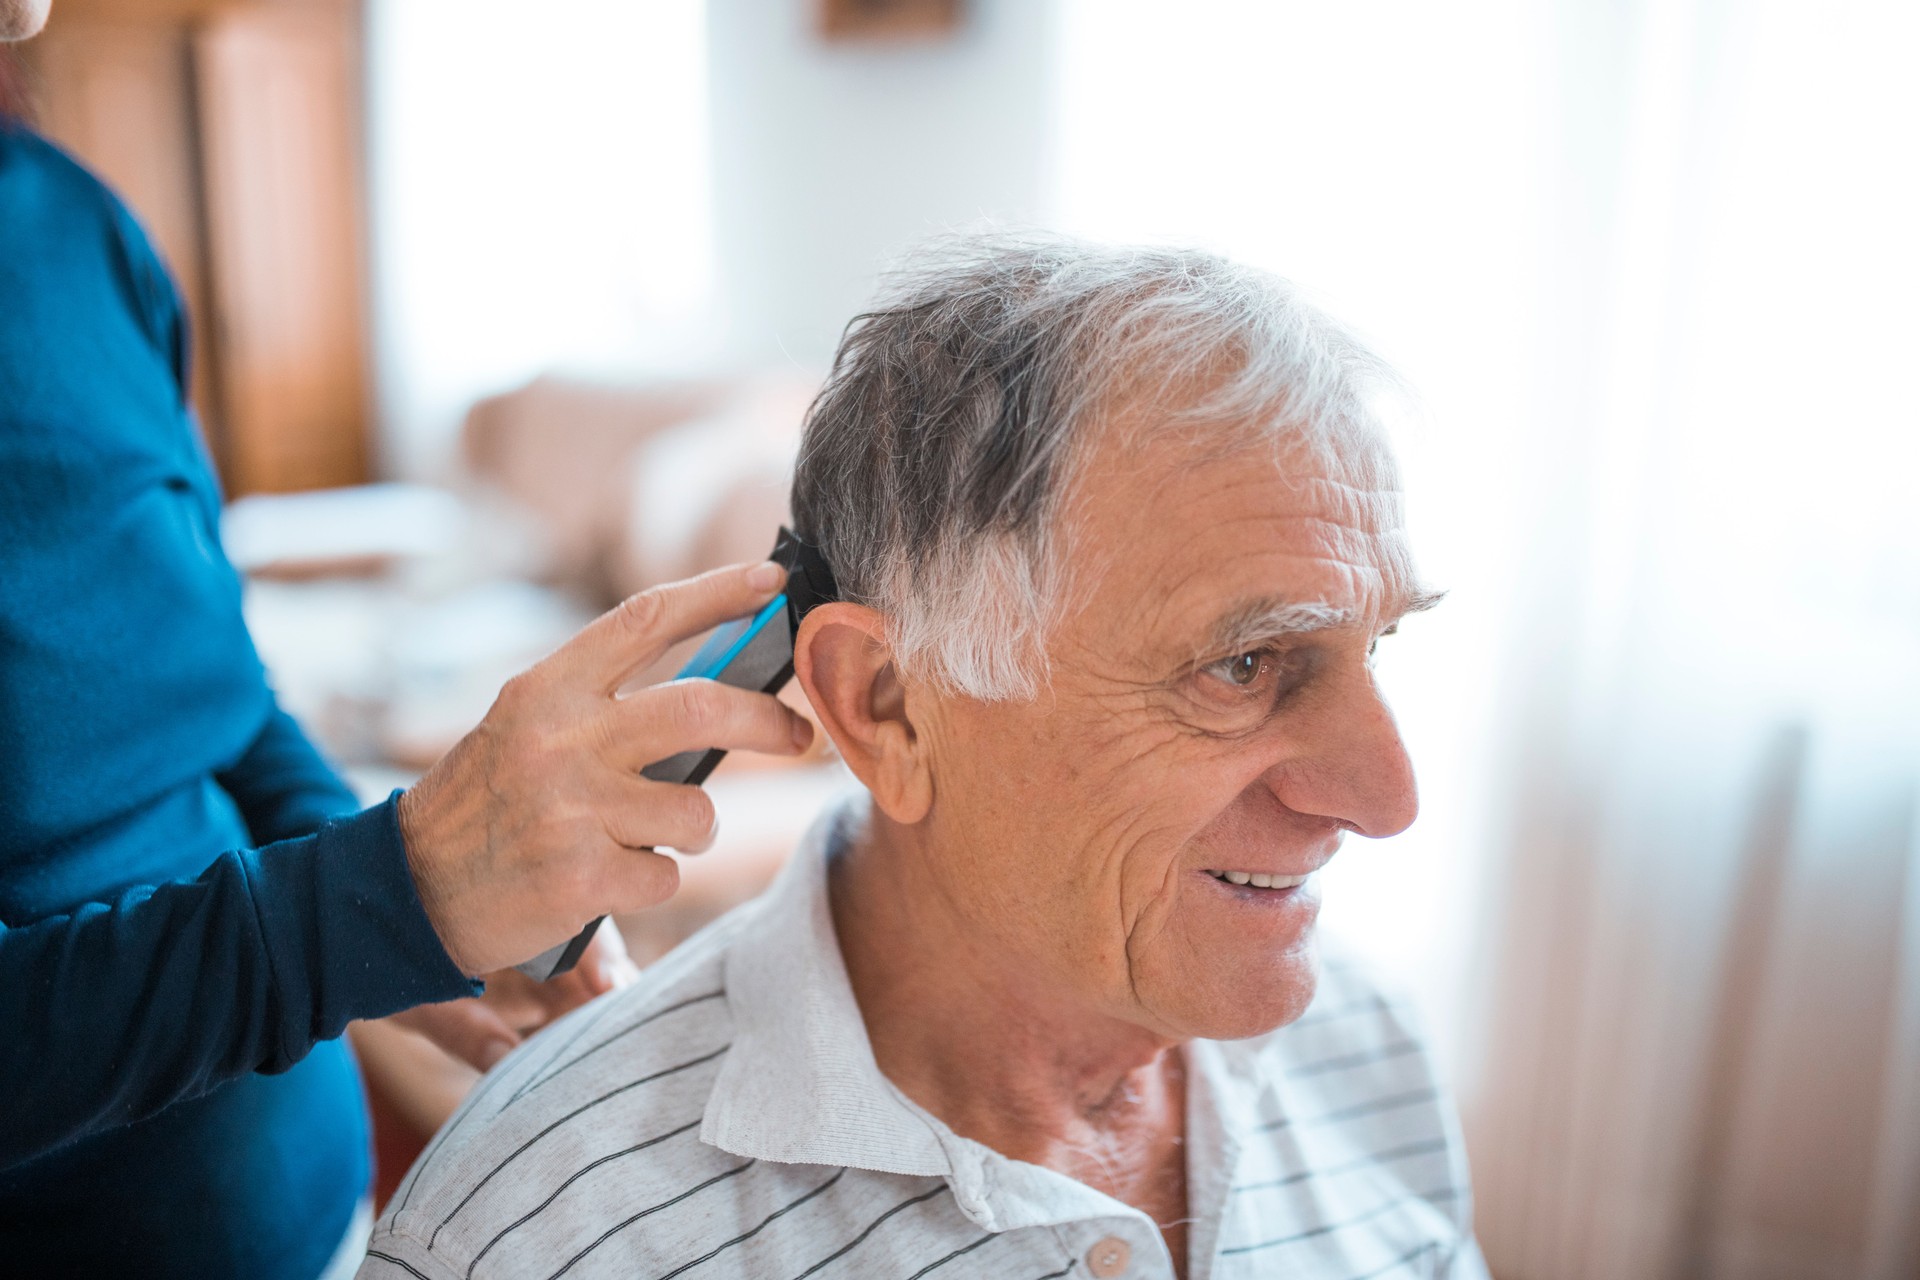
top-left (912, 418), bottom-right (1430, 1042)
top-left (0, 0), bottom-right (51, 42)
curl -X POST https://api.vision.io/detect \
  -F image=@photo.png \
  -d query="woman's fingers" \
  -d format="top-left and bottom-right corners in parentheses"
top-left (471, 968), bottom-right (567, 1032)
top-left (389, 999), bottom-right (523, 1073)
top-left (607, 678), bottom-right (813, 773)
top-left (587, 844), bottom-right (684, 917)
top-left (599, 776), bottom-right (719, 853)
top-left (584, 919), bottom-right (640, 990)
top-left (390, 922), bottom-right (641, 1074)
top-left (530, 925), bottom-right (637, 1015)
top-left (565, 560), bottom-right (788, 693)
top-left (398, 560), bottom-right (809, 977)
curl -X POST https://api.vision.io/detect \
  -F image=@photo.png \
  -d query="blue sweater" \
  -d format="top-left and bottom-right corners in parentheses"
top-left (0, 127), bottom-right (475, 1275)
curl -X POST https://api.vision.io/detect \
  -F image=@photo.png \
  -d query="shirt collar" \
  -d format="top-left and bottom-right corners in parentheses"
top-left (702, 793), bottom-right (958, 1179)
top-left (700, 792), bottom-right (1277, 1234)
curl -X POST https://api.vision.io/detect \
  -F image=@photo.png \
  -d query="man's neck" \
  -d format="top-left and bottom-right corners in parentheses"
top-left (828, 811), bottom-right (1190, 1269)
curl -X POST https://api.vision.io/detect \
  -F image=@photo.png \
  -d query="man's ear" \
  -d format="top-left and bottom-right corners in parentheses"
top-left (793, 603), bottom-right (933, 824)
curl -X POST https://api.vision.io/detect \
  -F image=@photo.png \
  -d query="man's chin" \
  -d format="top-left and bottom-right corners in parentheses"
top-left (1208, 981), bottom-right (1319, 1041)
top-left (1150, 943), bottom-right (1321, 1043)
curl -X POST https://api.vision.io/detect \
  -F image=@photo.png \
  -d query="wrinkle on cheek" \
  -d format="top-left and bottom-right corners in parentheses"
top-left (1116, 829), bottom-right (1194, 1025)
top-left (1077, 804), bottom-right (1182, 952)
top-left (1067, 725), bottom-right (1205, 892)
top-left (1076, 803), bottom-right (1158, 889)
top-left (1120, 838), bottom-right (1188, 949)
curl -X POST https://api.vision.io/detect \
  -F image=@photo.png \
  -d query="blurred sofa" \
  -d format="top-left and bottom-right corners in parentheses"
top-left (234, 370), bottom-right (847, 1203)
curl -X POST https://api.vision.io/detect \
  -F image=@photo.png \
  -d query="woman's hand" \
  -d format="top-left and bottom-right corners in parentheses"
top-left (397, 560), bottom-right (814, 976)
top-left (386, 924), bottom-right (640, 1071)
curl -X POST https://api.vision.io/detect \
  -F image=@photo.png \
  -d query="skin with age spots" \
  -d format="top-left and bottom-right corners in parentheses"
top-left (798, 417), bottom-right (1437, 1279)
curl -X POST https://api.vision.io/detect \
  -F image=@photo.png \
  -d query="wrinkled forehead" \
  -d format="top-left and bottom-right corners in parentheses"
top-left (1062, 420), bottom-right (1426, 657)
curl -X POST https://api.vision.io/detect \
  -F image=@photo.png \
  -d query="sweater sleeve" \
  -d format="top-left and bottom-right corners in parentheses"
top-left (0, 795), bottom-right (479, 1170)
top-left (215, 701), bottom-right (363, 846)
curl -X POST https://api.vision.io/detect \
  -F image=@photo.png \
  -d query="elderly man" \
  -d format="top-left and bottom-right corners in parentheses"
top-left (362, 236), bottom-right (1485, 1280)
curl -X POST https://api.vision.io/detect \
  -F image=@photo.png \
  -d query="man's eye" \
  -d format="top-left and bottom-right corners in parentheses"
top-left (1207, 650), bottom-right (1274, 689)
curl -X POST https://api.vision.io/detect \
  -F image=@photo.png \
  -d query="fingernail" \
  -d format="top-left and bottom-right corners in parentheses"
top-left (792, 717), bottom-right (812, 751)
top-left (749, 561), bottom-right (784, 592)
top-left (480, 1039), bottom-right (514, 1071)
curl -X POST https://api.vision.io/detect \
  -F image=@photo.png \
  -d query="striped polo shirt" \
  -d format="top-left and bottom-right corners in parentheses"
top-left (361, 799), bottom-right (1488, 1280)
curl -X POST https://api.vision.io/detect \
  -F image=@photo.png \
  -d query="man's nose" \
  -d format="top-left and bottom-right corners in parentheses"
top-left (1270, 677), bottom-right (1419, 839)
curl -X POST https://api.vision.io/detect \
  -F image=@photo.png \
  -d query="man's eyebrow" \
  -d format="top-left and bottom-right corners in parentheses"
top-left (1198, 598), bottom-right (1356, 658)
top-left (1399, 586), bottom-right (1449, 619)
top-left (1196, 586), bottom-right (1447, 658)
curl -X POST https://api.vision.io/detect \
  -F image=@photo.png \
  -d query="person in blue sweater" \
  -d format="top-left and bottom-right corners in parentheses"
top-left (0, 2), bottom-right (816, 1274)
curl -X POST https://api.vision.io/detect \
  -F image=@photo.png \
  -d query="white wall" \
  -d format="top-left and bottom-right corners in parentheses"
top-left (705, 0), bottom-right (1056, 369)
top-left (367, 0), bottom-right (1055, 477)
top-left (364, 0), bottom-right (716, 480)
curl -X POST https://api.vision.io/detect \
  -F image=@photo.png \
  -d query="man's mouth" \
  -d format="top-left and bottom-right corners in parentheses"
top-left (1203, 868), bottom-right (1310, 890)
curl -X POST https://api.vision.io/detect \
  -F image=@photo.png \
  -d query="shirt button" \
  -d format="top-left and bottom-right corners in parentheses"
top-left (1086, 1235), bottom-right (1132, 1278)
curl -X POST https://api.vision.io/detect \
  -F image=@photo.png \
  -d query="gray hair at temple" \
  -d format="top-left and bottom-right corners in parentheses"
top-left (790, 231), bottom-right (1396, 701)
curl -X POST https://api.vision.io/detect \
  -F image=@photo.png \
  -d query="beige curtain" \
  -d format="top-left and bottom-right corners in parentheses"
top-left (1051, 1), bottom-right (1920, 1276)
top-left (1463, 0), bottom-right (1920, 1276)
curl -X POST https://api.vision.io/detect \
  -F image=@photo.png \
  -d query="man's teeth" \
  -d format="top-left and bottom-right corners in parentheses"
top-left (1206, 869), bottom-right (1309, 890)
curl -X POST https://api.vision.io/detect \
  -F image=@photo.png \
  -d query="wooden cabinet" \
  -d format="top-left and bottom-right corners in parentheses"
top-left (22, 0), bottom-right (370, 495)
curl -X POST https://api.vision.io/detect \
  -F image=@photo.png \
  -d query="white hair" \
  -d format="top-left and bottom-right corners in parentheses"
top-left (790, 231), bottom-right (1395, 700)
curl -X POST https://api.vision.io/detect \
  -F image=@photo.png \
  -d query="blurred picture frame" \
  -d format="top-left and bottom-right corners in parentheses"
top-left (818, 0), bottom-right (963, 43)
